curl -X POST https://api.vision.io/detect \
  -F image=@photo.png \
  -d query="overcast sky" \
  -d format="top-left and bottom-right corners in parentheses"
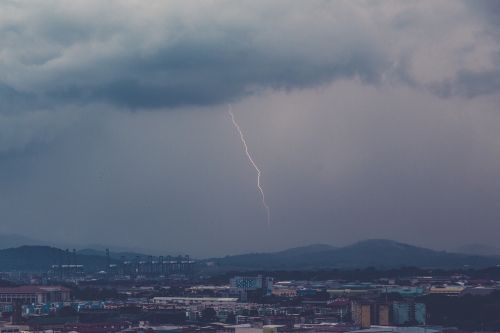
top-left (1, 1), bottom-right (500, 257)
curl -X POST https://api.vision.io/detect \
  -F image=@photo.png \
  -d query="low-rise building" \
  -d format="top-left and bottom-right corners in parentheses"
top-left (0, 286), bottom-right (70, 304)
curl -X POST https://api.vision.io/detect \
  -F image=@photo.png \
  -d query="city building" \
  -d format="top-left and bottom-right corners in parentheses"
top-left (0, 286), bottom-right (70, 304)
top-left (230, 276), bottom-right (274, 301)
top-left (428, 285), bottom-right (465, 296)
top-left (392, 302), bottom-right (426, 325)
top-left (351, 302), bottom-right (371, 329)
top-left (351, 301), bottom-right (390, 328)
top-left (152, 297), bottom-right (239, 306)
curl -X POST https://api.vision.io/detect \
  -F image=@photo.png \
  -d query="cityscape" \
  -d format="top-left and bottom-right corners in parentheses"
top-left (2, 1), bottom-right (500, 333)
top-left (0, 240), bottom-right (499, 333)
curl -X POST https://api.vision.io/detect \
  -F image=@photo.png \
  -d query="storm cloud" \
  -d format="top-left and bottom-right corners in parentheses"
top-left (1, 0), bottom-right (499, 112)
top-left (1, 1), bottom-right (500, 256)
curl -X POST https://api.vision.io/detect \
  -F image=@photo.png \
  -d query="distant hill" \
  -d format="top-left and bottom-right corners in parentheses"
top-left (0, 233), bottom-right (175, 258)
top-left (276, 244), bottom-right (337, 256)
top-left (210, 244), bottom-right (337, 270)
top-left (1, 240), bottom-right (500, 273)
top-left (0, 246), bottom-right (118, 272)
top-left (0, 245), bottom-right (186, 273)
top-left (206, 239), bottom-right (500, 270)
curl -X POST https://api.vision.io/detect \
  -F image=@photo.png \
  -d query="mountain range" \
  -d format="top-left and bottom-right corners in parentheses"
top-left (0, 246), bottom-right (119, 271)
top-left (0, 236), bottom-right (499, 272)
top-left (0, 233), bottom-right (161, 258)
top-left (204, 239), bottom-right (500, 270)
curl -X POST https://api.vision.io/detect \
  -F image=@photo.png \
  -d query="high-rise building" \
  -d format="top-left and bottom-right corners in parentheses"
top-left (414, 303), bottom-right (426, 325)
top-left (351, 301), bottom-right (391, 328)
top-left (351, 302), bottom-right (372, 328)
top-left (378, 303), bottom-right (390, 326)
top-left (392, 301), bottom-right (426, 325)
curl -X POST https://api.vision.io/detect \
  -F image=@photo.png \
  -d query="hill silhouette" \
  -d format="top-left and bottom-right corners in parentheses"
top-left (0, 246), bottom-right (117, 271)
top-left (1, 240), bottom-right (500, 272)
top-left (207, 239), bottom-right (500, 270)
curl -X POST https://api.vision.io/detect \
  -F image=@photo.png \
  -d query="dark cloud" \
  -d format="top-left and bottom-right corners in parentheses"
top-left (466, 0), bottom-right (500, 24)
top-left (11, 16), bottom-right (384, 109)
top-left (0, 83), bottom-right (37, 111)
top-left (1, 1), bottom-right (500, 255)
top-left (48, 48), bottom-right (384, 109)
top-left (0, 1), bottom-right (492, 113)
top-left (6, 1), bottom-right (500, 112)
top-left (432, 69), bottom-right (500, 98)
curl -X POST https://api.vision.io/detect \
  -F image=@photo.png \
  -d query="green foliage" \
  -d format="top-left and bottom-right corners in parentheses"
top-left (225, 312), bottom-right (236, 324)
top-left (57, 306), bottom-right (78, 317)
top-left (419, 291), bottom-right (500, 330)
top-left (72, 287), bottom-right (126, 301)
top-left (200, 307), bottom-right (217, 323)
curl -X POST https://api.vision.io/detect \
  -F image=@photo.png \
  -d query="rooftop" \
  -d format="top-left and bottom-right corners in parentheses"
top-left (0, 286), bottom-right (70, 294)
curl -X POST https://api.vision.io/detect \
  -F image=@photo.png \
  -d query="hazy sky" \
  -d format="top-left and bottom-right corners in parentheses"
top-left (1, 1), bottom-right (500, 257)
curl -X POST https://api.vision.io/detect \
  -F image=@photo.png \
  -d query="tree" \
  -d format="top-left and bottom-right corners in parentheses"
top-left (58, 306), bottom-right (77, 317)
top-left (201, 307), bottom-right (218, 323)
top-left (226, 312), bottom-right (236, 324)
top-left (249, 309), bottom-right (259, 316)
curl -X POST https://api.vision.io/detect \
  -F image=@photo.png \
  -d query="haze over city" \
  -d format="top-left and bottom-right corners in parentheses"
top-left (1, 1), bottom-right (500, 257)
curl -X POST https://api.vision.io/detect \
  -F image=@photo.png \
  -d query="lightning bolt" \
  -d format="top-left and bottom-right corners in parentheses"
top-left (228, 105), bottom-right (271, 226)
